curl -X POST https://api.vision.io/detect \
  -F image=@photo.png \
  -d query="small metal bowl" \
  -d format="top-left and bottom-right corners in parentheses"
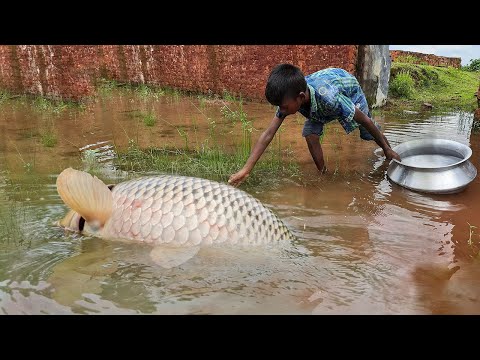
top-left (386, 138), bottom-right (477, 194)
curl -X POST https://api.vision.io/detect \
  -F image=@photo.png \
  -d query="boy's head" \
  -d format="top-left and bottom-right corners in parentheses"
top-left (265, 63), bottom-right (307, 116)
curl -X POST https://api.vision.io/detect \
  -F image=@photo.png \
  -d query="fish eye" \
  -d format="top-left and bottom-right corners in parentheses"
top-left (79, 217), bottom-right (85, 231)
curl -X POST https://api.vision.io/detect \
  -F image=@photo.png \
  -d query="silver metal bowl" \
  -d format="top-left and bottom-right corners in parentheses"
top-left (386, 138), bottom-right (477, 194)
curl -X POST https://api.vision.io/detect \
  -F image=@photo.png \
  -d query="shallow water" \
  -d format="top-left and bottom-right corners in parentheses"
top-left (0, 91), bottom-right (479, 314)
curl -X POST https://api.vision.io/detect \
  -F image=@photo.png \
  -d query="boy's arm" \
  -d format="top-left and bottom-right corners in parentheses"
top-left (353, 108), bottom-right (401, 161)
top-left (228, 116), bottom-right (284, 187)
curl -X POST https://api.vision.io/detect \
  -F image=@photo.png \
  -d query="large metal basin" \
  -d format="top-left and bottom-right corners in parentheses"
top-left (386, 138), bottom-right (477, 194)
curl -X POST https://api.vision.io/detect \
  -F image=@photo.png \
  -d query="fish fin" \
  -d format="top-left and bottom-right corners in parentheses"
top-left (56, 168), bottom-right (113, 227)
top-left (149, 246), bottom-right (200, 269)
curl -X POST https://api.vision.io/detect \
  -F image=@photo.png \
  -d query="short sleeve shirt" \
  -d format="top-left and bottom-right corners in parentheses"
top-left (275, 68), bottom-right (369, 134)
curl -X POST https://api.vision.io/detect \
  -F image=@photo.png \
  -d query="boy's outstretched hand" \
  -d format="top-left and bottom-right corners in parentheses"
top-left (384, 148), bottom-right (401, 162)
top-left (228, 169), bottom-right (249, 187)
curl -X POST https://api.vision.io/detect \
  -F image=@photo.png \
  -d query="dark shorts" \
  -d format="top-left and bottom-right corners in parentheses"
top-left (302, 104), bottom-right (381, 141)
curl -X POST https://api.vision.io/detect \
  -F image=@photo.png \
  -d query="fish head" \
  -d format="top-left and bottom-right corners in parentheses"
top-left (56, 209), bottom-right (85, 232)
top-left (56, 209), bottom-right (103, 235)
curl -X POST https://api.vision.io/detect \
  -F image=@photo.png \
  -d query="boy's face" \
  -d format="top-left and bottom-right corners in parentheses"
top-left (278, 93), bottom-right (305, 117)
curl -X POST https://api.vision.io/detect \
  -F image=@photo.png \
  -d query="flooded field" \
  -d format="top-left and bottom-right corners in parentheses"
top-left (0, 88), bottom-right (479, 314)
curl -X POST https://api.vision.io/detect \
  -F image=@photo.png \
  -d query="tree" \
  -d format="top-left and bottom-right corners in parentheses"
top-left (464, 58), bottom-right (480, 72)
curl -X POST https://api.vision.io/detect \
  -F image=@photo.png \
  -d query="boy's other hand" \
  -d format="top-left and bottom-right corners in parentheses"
top-left (228, 169), bottom-right (250, 187)
top-left (384, 148), bottom-right (401, 162)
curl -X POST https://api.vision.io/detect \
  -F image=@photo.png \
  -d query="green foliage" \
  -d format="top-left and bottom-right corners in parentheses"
top-left (389, 71), bottom-right (415, 98)
top-left (31, 97), bottom-right (86, 114)
top-left (0, 199), bottom-right (29, 249)
top-left (222, 89), bottom-right (237, 102)
top-left (462, 58), bottom-right (480, 72)
top-left (40, 132), bottom-right (57, 147)
top-left (142, 112), bottom-right (156, 127)
top-left (390, 63), bottom-right (441, 87)
top-left (473, 120), bottom-right (480, 132)
top-left (81, 149), bottom-right (102, 173)
top-left (0, 89), bottom-right (11, 103)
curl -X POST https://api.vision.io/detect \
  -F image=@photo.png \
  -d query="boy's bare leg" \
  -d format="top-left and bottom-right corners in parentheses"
top-left (305, 134), bottom-right (327, 173)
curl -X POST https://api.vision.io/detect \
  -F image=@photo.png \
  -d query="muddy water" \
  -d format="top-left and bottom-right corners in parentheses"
top-left (0, 92), bottom-right (479, 314)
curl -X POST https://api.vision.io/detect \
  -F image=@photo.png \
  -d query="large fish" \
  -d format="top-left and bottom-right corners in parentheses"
top-left (56, 168), bottom-right (295, 267)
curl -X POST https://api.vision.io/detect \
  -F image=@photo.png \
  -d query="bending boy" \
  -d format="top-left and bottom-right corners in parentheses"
top-left (228, 64), bottom-right (401, 187)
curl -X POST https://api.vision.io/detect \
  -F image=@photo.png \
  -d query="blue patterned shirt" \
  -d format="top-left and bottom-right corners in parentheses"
top-left (276, 68), bottom-right (368, 134)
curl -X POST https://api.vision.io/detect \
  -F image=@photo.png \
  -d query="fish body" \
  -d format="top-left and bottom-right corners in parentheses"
top-left (57, 168), bottom-right (295, 248)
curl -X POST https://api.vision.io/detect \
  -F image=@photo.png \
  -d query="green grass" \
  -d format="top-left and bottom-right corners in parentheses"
top-left (137, 84), bottom-right (165, 99)
top-left (113, 138), bottom-right (301, 190)
top-left (40, 131), bottom-right (57, 147)
top-left (95, 77), bottom-right (252, 106)
top-left (142, 112), bottom-right (156, 127)
top-left (81, 149), bottom-right (103, 174)
top-left (0, 89), bottom-right (11, 103)
top-left (222, 89), bottom-right (237, 102)
top-left (387, 63), bottom-right (480, 111)
top-left (122, 110), bottom-right (158, 127)
top-left (33, 97), bottom-right (69, 113)
top-left (96, 78), bottom-right (182, 101)
top-left (96, 78), bottom-right (119, 96)
top-left (389, 71), bottom-right (415, 99)
top-left (0, 199), bottom-right (29, 249)
top-left (0, 174), bottom-right (30, 249)
top-left (0, 88), bottom-right (87, 114)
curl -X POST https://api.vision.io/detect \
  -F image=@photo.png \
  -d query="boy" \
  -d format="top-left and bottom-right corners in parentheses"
top-left (228, 64), bottom-right (401, 187)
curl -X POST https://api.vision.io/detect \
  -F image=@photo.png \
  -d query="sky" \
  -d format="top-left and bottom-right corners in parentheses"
top-left (389, 45), bottom-right (480, 66)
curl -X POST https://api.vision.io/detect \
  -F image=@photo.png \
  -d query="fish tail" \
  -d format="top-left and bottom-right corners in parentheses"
top-left (56, 168), bottom-right (113, 227)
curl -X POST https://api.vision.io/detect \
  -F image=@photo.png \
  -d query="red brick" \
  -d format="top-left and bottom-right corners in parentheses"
top-left (390, 50), bottom-right (461, 68)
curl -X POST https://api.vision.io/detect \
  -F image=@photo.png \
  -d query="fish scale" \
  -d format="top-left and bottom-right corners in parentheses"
top-left (100, 174), bottom-right (295, 246)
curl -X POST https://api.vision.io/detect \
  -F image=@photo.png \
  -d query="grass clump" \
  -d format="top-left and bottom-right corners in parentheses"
top-left (114, 136), bottom-right (300, 190)
top-left (389, 71), bottom-right (415, 99)
top-left (40, 131), bottom-right (57, 148)
top-left (142, 112), bottom-right (156, 127)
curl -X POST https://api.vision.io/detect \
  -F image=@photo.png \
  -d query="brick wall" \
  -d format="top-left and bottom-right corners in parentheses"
top-left (0, 45), bottom-right (360, 101)
top-left (390, 50), bottom-right (461, 68)
top-left (0, 45), bottom-right (101, 100)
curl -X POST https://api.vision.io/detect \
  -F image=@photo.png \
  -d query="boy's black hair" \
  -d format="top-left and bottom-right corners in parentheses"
top-left (265, 63), bottom-right (307, 106)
